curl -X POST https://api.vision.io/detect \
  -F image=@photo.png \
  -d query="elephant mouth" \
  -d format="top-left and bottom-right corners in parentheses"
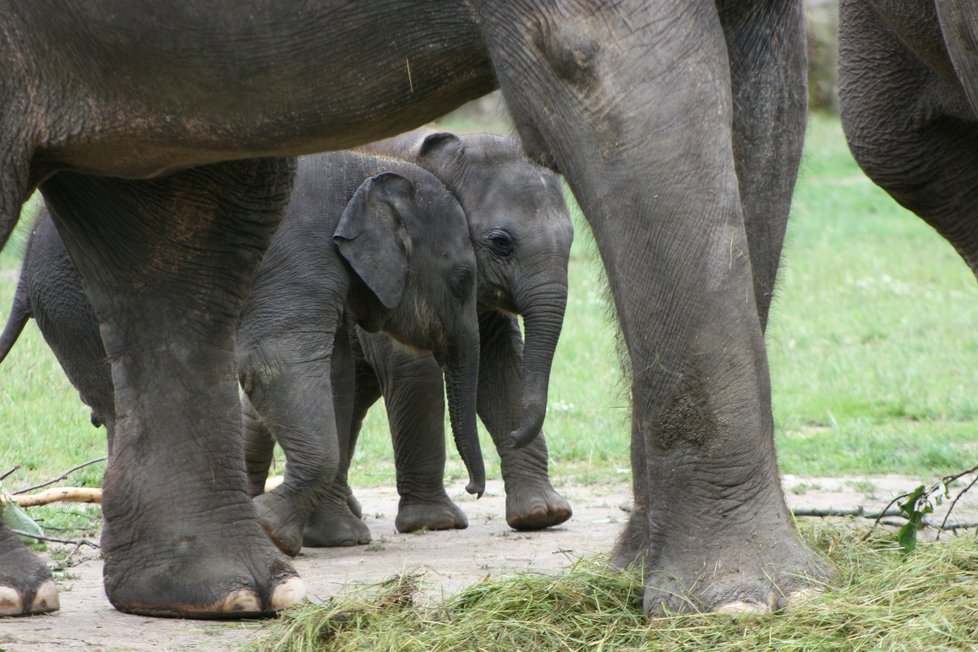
top-left (479, 285), bottom-right (518, 315)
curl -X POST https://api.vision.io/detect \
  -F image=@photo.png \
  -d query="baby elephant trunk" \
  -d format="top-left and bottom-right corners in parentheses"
top-left (444, 324), bottom-right (485, 497)
top-left (510, 289), bottom-right (567, 448)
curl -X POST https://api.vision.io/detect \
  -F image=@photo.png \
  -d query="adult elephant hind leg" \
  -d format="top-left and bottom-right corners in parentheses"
top-left (839, 2), bottom-right (978, 276)
top-left (478, 0), bottom-right (831, 615)
top-left (722, 0), bottom-right (809, 331)
top-left (0, 525), bottom-right (59, 616)
top-left (476, 312), bottom-right (570, 531)
top-left (41, 159), bottom-right (304, 618)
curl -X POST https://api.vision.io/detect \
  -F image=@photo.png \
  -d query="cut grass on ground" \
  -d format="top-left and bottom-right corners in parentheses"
top-left (252, 520), bottom-right (978, 652)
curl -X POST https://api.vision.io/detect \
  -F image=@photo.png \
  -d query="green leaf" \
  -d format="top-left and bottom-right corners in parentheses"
top-left (895, 484), bottom-right (933, 556)
top-left (0, 485), bottom-right (45, 543)
top-left (898, 485), bottom-right (926, 517)
top-left (897, 521), bottom-right (918, 555)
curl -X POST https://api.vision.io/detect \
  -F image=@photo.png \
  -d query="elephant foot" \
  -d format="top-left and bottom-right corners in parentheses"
top-left (101, 514), bottom-right (304, 618)
top-left (346, 490), bottom-right (363, 520)
top-left (304, 495), bottom-right (371, 547)
top-left (395, 494), bottom-right (468, 533)
top-left (615, 506), bottom-right (834, 616)
top-left (609, 508), bottom-right (649, 570)
top-left (642, 541), bottom-right (832, 616)
top-left (253, 491), bottom-right (308, 557)
top-left (504, 480), bottom-right (572, 531)
top-left (0, 527), bottom-right (60, 616)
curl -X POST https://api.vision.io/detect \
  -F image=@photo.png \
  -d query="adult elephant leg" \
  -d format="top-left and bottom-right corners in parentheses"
top-left (302, 321), bottom-right (371, 547)
top-left (721, 0), bottom-right (808, 330)
top-left (477, 311), bottom-right (570, 530)
top-left (840, 2), bottom-right (978, 275)
top-left (40, 159), bottom-right (304, 618)
top-left (478, 0), bottom-right (830, 615)
top-left (362, 330), bottom-right (467, 533)
top-left (0, 525), bottom-right (59, 616)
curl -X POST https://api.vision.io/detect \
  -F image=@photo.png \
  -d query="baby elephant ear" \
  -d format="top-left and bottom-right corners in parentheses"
top-left (334, 172), bottom-right (415, 310)
top-left (417, 131), bottom-right (465, 163)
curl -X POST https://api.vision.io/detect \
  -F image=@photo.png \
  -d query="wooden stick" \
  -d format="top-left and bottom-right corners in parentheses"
top-left (12, 487), bottom-right (102, 507)
top-left (8, 475), bottom-right (286, 506)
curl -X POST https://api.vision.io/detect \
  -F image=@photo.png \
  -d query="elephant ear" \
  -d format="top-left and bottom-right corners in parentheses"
top-left (333, 172), bottom-right (415, 310)
top-left (417, 131), bottom-right (465, 165)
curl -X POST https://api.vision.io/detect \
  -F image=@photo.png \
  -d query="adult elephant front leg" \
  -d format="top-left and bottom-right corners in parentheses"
top-left (40, 159), bottom-right (304, 618)
top-left (478, 0), bottom-right (831, 615)
top-left (0, 525), bottom-right (59, 615)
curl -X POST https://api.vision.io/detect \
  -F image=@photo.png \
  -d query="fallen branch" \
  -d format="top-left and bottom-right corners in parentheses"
top-left (939, 472), bottom-right (978, 537)
top-left (793, 507), bottom-right (903, 519)
top-left (793, 506), bottom-right (978, 531)
top-left (9, 528), bottom-right (99, 548)
top-left (6, 474), bottom-right (286, 507)
top-left (13, 487), bottom-right (102, 507)
top-left (13, 457), bottom-right (106, 495)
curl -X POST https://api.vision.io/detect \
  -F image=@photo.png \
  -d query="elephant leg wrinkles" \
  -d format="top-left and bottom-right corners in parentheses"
top-left (478, 0), bottom-right (832, 615)
top-left (39, 158), bottom-right (304, 617)
top-left (839, 1), bottom-right (978, 276)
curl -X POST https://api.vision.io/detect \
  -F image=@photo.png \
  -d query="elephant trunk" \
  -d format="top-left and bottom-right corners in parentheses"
top-left (445, 323), bottom-right (485, 496)
top-left (510, 284), bottom-right (567, 447)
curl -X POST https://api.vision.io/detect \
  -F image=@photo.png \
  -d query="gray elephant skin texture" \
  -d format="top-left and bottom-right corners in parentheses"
top-left (1, 151), bottom-right (485, 565)
top-left (9, 0), bottom-right (946, 619)
top-left (245, 129), bottom-right (575, 545)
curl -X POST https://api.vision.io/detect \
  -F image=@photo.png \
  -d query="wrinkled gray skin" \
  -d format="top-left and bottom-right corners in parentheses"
top-left (1, 0), bottom-right (834, 619)
top-left (239, 152), bottom-right (484, 558)
top-left (244, 129), bottom-right (575, 544)
top-left (0, 151), bottom-right (485, 562)
top-left (839, 3), bottom-right (978, 279)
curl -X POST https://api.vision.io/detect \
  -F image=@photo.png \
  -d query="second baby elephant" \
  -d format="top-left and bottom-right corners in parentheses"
top-left (244, 129), bottom-right (576, 546)
top-left (0, 151), bottom-right (485, 557)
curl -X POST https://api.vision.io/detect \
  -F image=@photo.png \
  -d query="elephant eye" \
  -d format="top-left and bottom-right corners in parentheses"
top-left (450, 266), bottom-right (474, 299)
top-left (485, 229), bottom-right (515, 257)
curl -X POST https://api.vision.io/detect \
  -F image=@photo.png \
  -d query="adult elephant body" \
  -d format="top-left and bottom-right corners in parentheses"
top-left (0, 1), bottom-right (830, 618)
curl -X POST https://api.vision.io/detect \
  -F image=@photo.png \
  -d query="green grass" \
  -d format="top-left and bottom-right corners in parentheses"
top-left (251, 521), bottom-right (978, 651)
top-left (1, 111), bottom-right (976, 503)
top-left (769, 112), bottom-right (978, 476)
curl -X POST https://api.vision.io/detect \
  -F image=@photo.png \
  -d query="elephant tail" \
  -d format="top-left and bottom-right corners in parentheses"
top-left (0, 276), bottom-right (32, 366)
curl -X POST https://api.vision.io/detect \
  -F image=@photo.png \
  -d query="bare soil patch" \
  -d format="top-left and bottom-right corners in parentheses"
top-left (2, 474), bottom-right (976, 651)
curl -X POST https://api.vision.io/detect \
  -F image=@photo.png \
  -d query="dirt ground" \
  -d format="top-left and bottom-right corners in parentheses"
top-left (2, 474), bottom-right (977, 651)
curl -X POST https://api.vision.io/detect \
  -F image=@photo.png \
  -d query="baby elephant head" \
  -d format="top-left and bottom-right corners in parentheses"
top-left (333, 171), bottom-right (484, 497)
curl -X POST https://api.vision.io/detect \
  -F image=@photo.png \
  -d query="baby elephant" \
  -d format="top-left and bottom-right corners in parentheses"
top-left (245, 129), bottom-right (576, 547)
top-left (0, 151), bottom-right (485, 557)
